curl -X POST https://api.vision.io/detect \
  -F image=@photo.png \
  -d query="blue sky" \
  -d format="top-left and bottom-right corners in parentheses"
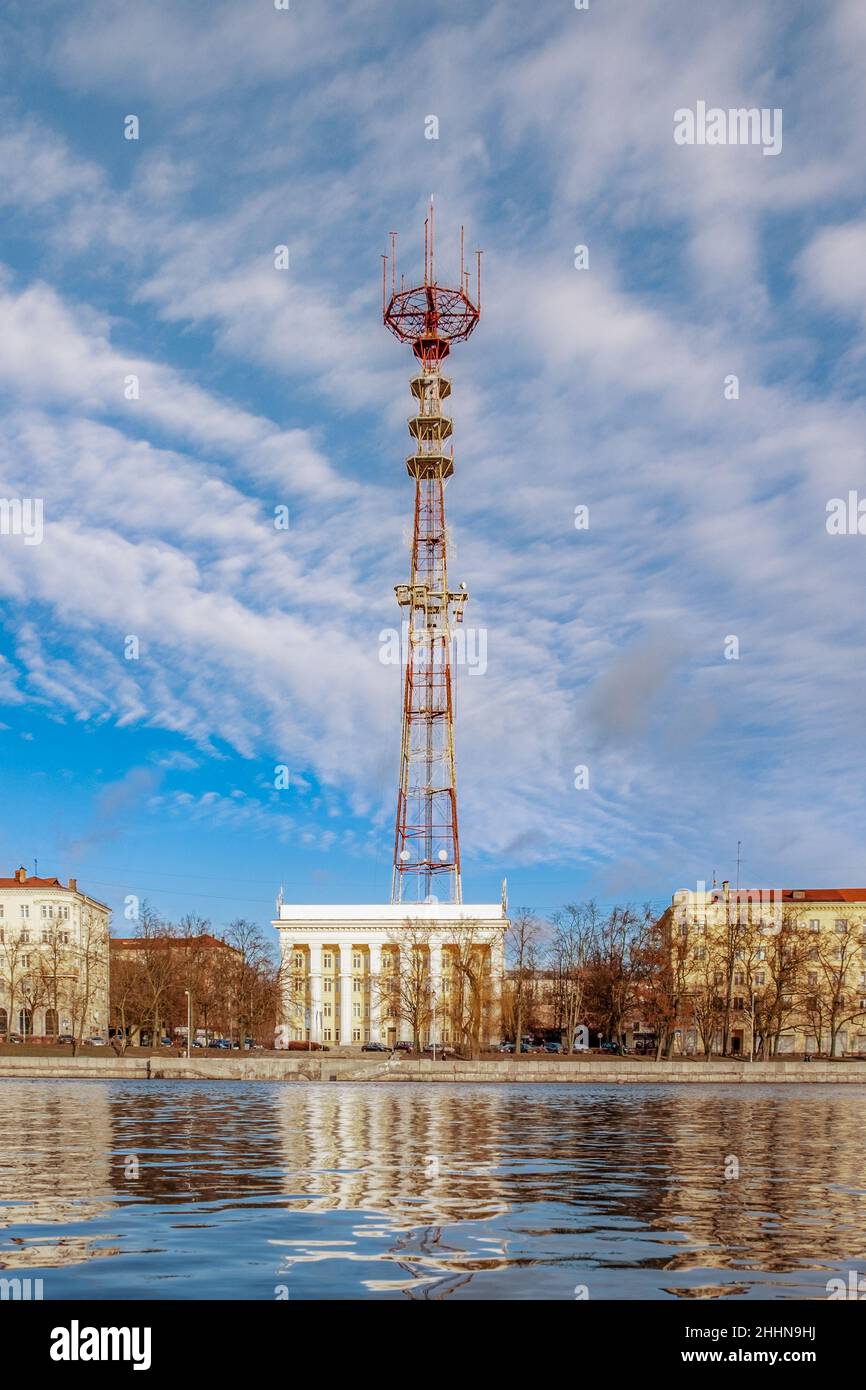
top-left (1, 0), bottom-right (866, 940)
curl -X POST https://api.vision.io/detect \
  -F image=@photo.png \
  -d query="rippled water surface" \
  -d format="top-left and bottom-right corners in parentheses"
top-left (0, 1080), bottom-right (864, 1299)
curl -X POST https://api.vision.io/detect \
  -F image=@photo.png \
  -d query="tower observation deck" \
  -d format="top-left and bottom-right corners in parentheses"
top-left (382, 204), bottom-right (481, 905)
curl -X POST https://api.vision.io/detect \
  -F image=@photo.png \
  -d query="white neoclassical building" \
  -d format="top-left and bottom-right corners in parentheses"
top-left (273, 901), bottom-right (507, 1051)
top-left (0, 866), bottom-right (110, 1039)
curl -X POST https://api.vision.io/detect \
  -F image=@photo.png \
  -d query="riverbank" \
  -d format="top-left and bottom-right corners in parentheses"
top-left (1, 1054), bottom-right (865, 1082)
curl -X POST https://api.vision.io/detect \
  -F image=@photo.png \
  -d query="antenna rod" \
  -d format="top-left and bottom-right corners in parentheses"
top-left (476, 249), bottom-right (482, 311)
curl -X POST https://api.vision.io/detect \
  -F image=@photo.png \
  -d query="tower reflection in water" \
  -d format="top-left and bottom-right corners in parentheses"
top-left (0, 1081), bottom-right (863, 1299)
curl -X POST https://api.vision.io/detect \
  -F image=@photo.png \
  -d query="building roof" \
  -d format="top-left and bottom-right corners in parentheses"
top-left (111, 933), bottom-right (235, 951)
top-left (716, 889), bottom-right (866, 904)
top-left (276, 902), bottom-right (506, 925)
top-left (0, 875), bottom-right (66, 889)
top-left (0, 867), bottom-right (108, 910)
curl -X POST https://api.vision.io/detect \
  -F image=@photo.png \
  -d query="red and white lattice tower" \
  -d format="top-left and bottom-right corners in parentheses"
top-left (382, 203), bottom-right (481, 905)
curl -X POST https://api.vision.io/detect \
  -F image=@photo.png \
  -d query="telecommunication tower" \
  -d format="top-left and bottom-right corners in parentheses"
top-left (382, 202), bottom-right (481, 905)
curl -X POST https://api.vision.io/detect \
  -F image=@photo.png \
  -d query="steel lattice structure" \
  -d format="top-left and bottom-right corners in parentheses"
top-left (382, 204), bottom-right (481, 905)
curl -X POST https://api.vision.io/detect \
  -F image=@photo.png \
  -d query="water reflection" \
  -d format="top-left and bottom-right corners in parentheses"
top-left (0, 1081), bottom-right (863, 1299)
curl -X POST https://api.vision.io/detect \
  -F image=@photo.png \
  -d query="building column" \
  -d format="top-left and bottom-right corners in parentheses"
top-left (369, 943), bottom-right (382, 1041)
top-left (490, 935), bottom-right (505, 1047)
top-left (339, 943), bottom-right (354, 1046)
top-left (398, 946), bottom-right (412, 1043)
top-left (309, 942), bottom-right (322, 1043)
top-left (429, 941), bottom-right (442, 1049)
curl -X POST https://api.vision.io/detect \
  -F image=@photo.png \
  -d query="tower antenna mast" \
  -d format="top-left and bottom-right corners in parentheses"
top-left (382, 202), bottom-right (481, 904)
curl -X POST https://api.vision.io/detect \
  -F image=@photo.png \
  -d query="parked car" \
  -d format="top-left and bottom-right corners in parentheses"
top-left (393, 1040), bottom-right (413, 1052)
top-left (362, 1041), bottom-right (388, 1052)
top-left (545, 1041), bottom-right (562, 1054)
top-left (87, 1035), bottom-right (107, 1047)
top-left (212, 1038), bottom-right (232, 1050)
top-left (498, 1042), bottom-right (515, 1053)
top-left (58, 1034), bottom-right (75, 1045)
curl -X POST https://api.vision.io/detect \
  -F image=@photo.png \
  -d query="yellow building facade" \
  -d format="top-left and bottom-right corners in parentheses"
top-left (670, 883), bottom-right (866, 1057)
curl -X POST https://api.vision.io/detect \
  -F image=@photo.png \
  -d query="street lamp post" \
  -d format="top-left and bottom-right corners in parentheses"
top-left (750, 991), bottom-right (756, 1062)
top-left (431, 988), bottom-right (437, 1063)
top-left (184, 990), bottom-right (191, 1060)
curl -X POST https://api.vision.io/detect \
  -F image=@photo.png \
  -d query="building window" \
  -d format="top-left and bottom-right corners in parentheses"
top-left (323, 1029), bottom-right (332, 1042)
top-left (808, 972), bottom-right (818, 988)
top-left (20, 905), bottom-right (29, 919)
top-left (41, 930), bottom-right (49, 944)
top-left (835, 919), bottom-right (847, 933)
top-left (324, 979), bottom-right (332, 992)
top-left (21, 930), bottom-right (30, 944)
top-left (353, 1004), bottom-right (361, 1019)
top-left (694, 947), bottom-right (706, 961)
top-left (353, 953), bottom-right (361, 970)
top-left (755, 972), bottom-right (765, 985)
top-left (734, 972), bottom-right (744, 986)
top-left (21, 954), bottom-right (30, 968)
top-left (809, 919), bottom-right (820, 931)
top-left (323, 953), bottom-right (333, 969)
top-left (353, 978), bottom-right (360, 993)
top-left (61, 905), bottom-right (69, 920)
top-left (0, 905), bottom-right (4, 919)
top-left (293, 952), bottom-right (304, 970)
top-left (352, 1028), bottom-right (361, 1042)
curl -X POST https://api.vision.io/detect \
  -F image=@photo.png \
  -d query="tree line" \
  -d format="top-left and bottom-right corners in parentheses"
top-left (505, 900), bottom-right (866, 1057)
top-left (110, 904), bottom-right (282, 1051)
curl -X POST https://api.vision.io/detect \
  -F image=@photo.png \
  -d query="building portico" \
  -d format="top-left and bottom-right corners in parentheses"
top-left (274, 902), bottom-right (507, 1051)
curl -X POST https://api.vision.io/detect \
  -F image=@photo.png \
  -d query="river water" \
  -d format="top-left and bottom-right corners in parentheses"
top-left (0, 1080), bottom-right (863, 1300)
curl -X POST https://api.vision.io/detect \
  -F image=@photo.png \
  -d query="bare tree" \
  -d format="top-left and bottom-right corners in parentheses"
top-left (132, 903), bottom-right (178, 1048)
top-left (813, 916), bottom-right (866, 1058)
top-left (223, 919), bottom-right (281, 1045)
top-left (376, 922), bottom-right (434, 1051)
top-left (69, 905), bottom-right (110, 1055)
top-left (548, 904), bottom-right (594, 1050)
top-left (507, 910), bottom-right (542, 1055)
top-left (0, 931), bottom-right (27, 1040)
top-left (444, 919), bottom-right (493, 1058)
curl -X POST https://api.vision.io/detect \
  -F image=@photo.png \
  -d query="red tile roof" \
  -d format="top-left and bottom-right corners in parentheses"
top-left (111, 934), bottom-right (234, 951)
top-left (715, 889), bottom-right (866, 903)
top-left (0, 876), bottom-right (66, 888)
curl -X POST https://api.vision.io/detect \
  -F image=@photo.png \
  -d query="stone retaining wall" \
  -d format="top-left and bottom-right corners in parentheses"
top-left (0, 1054), bottom-right (864, 1083)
